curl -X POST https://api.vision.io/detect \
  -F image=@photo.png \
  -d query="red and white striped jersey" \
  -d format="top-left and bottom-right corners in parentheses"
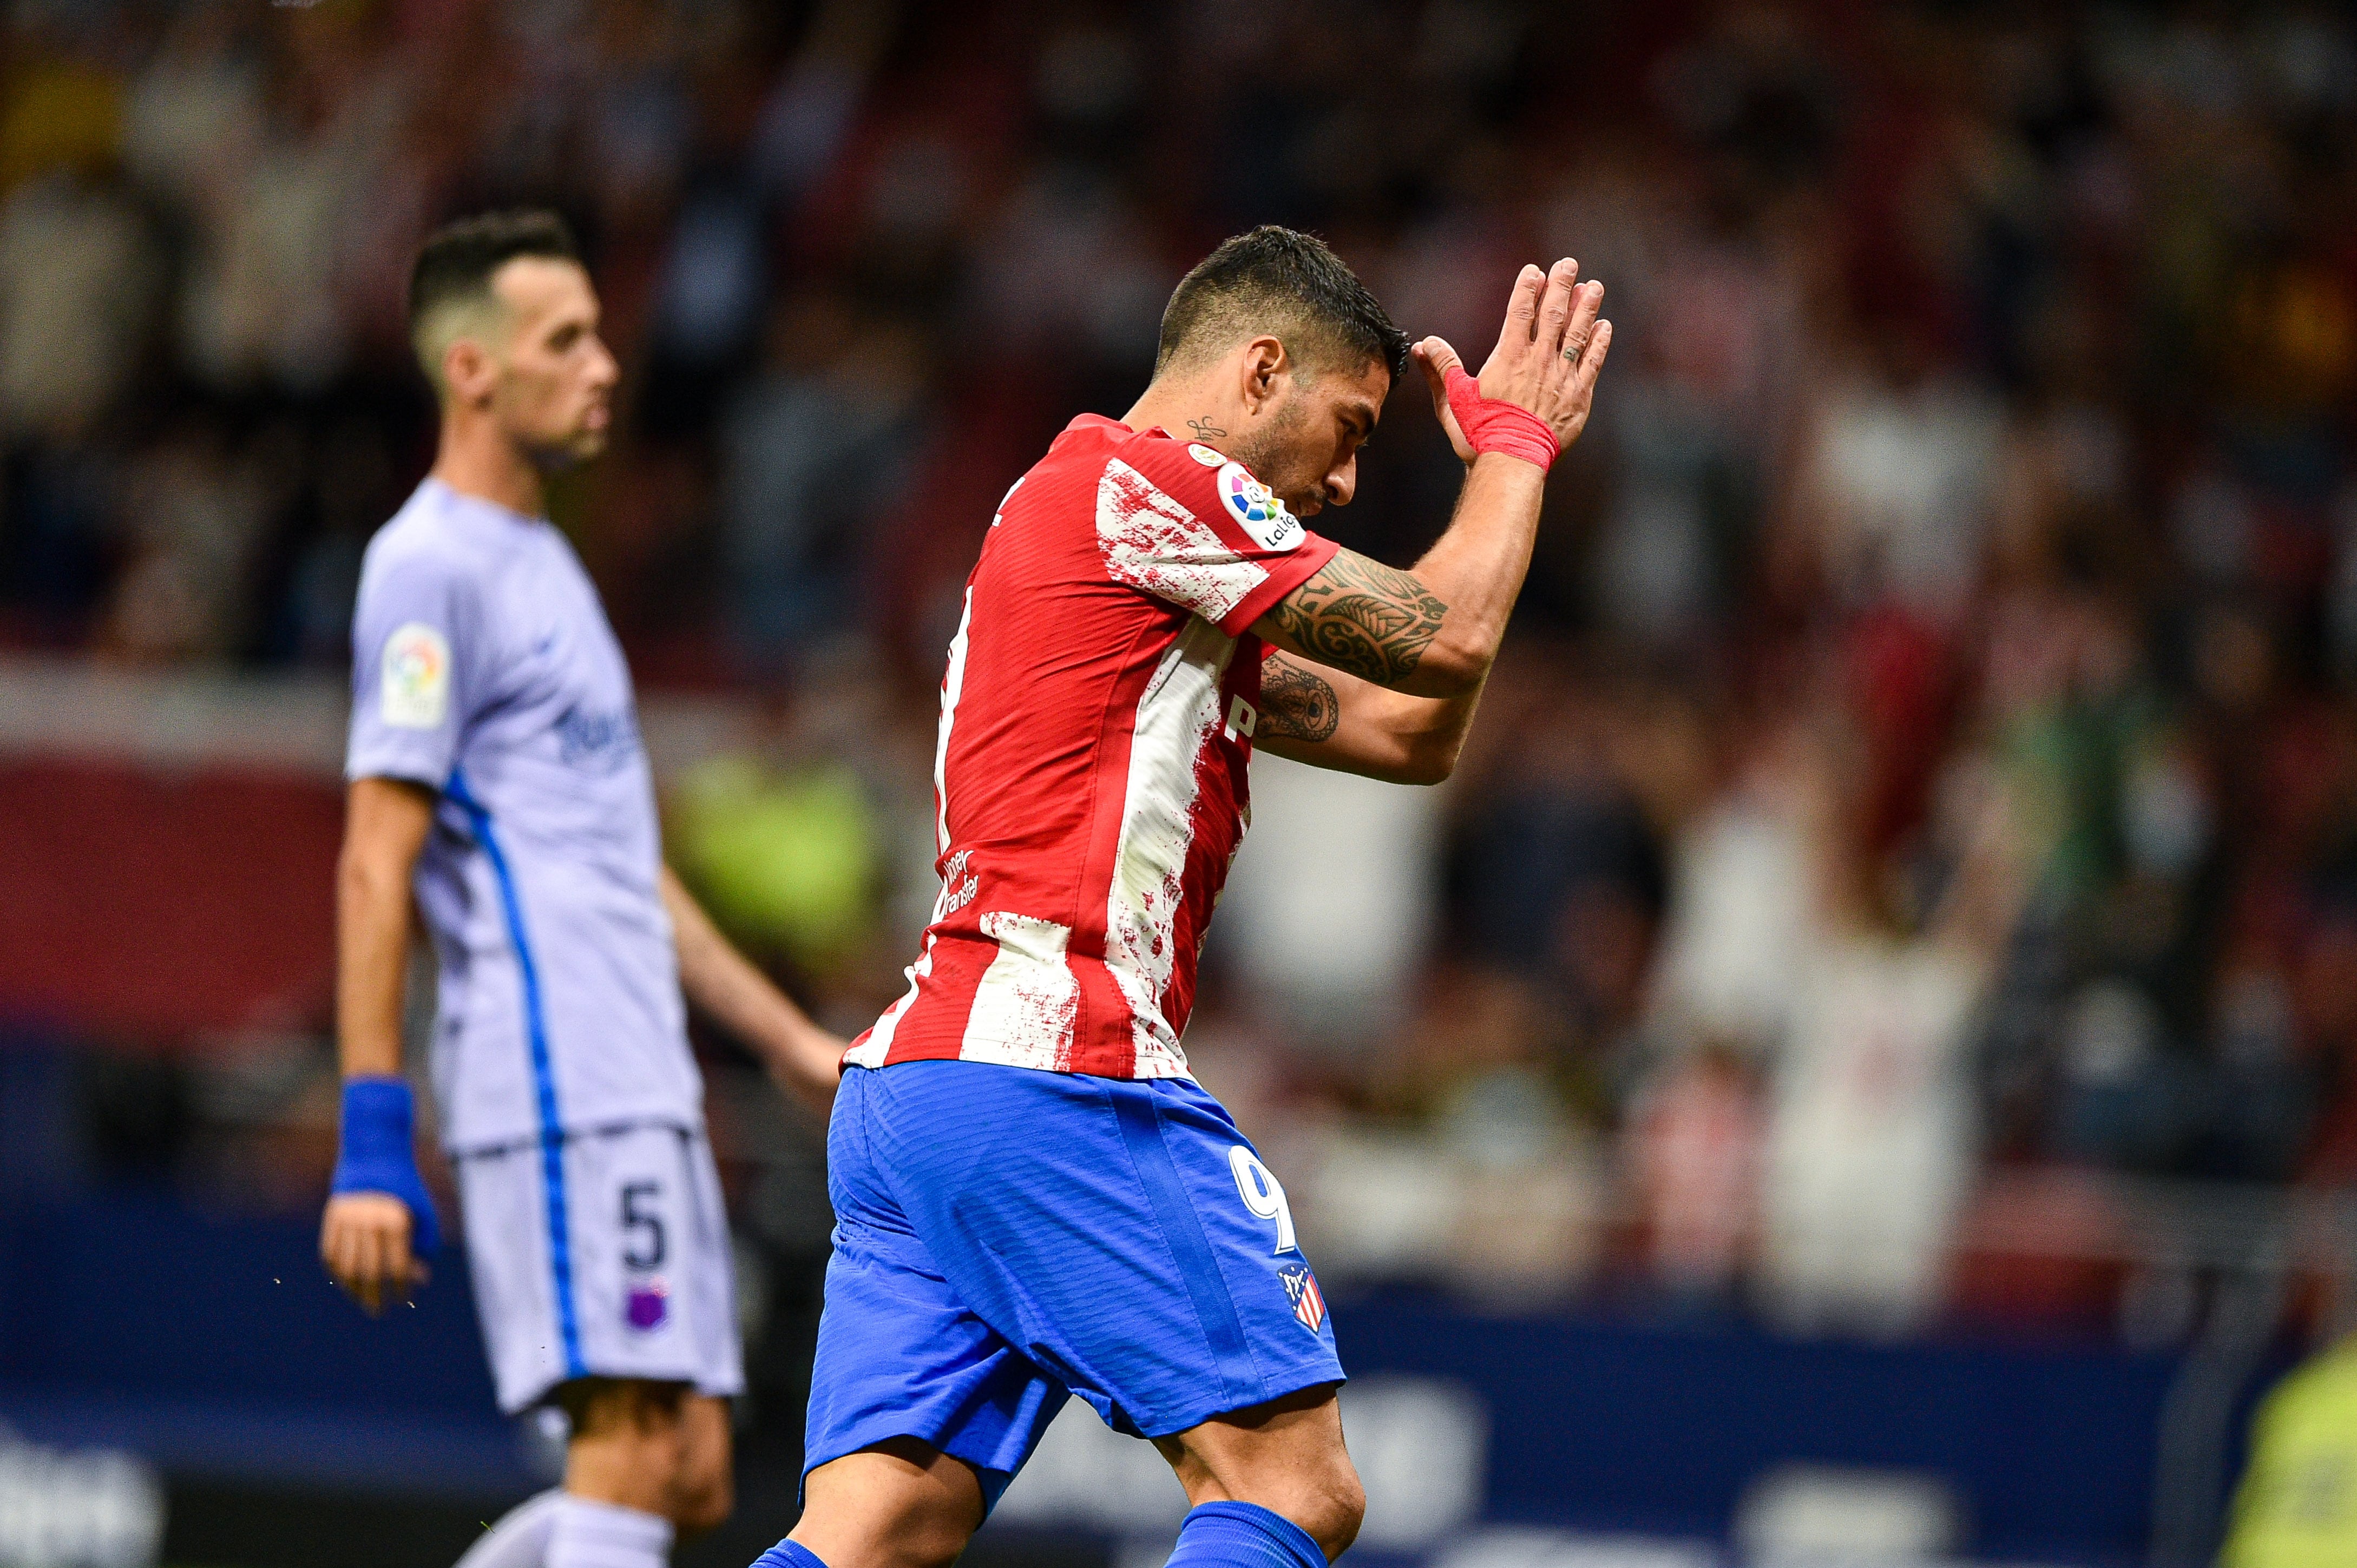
top-left (845, 414), bottom-right (1338, 1079)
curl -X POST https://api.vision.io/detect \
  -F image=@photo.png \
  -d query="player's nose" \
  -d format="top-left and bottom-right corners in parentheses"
top-left (1325, 456), bottom-right (1357, 508)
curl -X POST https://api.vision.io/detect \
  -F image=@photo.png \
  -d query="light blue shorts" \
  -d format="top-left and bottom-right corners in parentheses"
top-left (456, 1122), bottom-right (743, 1413)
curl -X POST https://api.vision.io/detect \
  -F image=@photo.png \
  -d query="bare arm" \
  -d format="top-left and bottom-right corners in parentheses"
top-left (335, 776), bottom-right (434, 1077)
top-left (322, 775), bottom-right (436, 1313)
top-left (1253, 260), bottom-right (1608, 701)
top-left (1255, 647), bottom-right (1483, 786)
top-left (660, 866), bottom-right (845, 1118)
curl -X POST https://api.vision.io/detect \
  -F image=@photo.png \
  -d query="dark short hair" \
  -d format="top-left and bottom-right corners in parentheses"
top-left (1155, 226), bottom-right (1409, 383)
top-left (407, 208), bottom-right (581, 342)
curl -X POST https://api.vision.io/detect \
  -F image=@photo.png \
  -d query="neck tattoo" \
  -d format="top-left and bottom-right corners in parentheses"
top-left (1187, 416), bottom-right (1228, 440)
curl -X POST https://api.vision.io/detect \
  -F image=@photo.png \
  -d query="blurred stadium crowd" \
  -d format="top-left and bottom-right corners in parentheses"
top-left (6, 0), bottom-right (2357, 1351)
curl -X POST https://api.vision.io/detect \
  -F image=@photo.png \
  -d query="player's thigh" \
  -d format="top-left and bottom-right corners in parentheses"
top-left (1155, 1383), bottom-right (1363, 1559)
top-left (805, 1065), bottom-right (1072, 1494)
top-left (795, 1438), bottom-right (984, 1568)
top-left (864, 1064), bottom-right (1344, 1440)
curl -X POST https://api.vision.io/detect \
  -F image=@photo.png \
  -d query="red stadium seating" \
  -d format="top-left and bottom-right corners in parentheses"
top-left (0, 761), bottom-right (340, 1042)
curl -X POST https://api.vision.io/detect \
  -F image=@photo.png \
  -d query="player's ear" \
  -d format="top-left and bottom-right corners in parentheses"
top-left (442, 337), bottom-right (496, 407)
top-left (1239, 335), bottom-right (1286, 416)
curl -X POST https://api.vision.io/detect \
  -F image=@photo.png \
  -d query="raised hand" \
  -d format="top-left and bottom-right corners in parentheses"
top-left (1411, 259), bottom-right (1612, 460)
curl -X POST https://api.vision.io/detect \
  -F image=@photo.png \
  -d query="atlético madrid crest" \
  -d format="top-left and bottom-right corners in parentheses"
top-left (1278, 1263), bottom-right (1326, 1334)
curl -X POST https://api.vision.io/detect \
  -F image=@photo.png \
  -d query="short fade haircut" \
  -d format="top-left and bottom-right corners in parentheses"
top-left (407, 208), bottom-right (581, 385)
top-left (1154, 226), bottom-right (1409, 384)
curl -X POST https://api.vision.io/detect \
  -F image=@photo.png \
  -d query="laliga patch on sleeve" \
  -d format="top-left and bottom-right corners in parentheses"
top-left (1216, 461), bottom-right (1305, 552)
top-left (1186, 442), bottom-right (1226, 468)
top-left (380, 622), bottom-right (451, 729)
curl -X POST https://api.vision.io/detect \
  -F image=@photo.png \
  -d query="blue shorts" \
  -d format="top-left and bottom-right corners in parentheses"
top-left (804, 1060), bottom-right (1344, 1501)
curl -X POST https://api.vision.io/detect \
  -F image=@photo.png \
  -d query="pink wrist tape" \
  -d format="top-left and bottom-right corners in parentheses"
top-left (1444, 366), bottom-right (1558, 471)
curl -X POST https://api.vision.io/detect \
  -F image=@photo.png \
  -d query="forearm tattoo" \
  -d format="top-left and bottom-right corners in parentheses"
top-left (1258, 651), bottom-right (1340, 742)
top-left (1268, 549), bottom-right (1448, 687)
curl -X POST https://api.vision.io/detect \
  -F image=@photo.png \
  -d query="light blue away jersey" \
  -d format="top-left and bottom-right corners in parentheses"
top-left (346, 478), bottom-right (701, 1153)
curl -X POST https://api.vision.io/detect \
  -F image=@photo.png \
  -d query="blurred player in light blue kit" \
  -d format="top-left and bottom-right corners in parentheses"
top-left (321, 210), bottom-right (846, 1568)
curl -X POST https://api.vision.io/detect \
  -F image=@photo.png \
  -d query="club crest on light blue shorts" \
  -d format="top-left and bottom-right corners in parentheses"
top-left (804, 1060), bottom-right (1345, 1505)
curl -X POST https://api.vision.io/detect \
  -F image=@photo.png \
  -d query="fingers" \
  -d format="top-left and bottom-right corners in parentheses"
top-left (1411, 337), bottom-right (1454, 411)
top-left (384, 1226), bottom-right (416, 1307)
top-left (1534, 258), bottom-right (1583, 355)
top-left (1555, 279), bottom-right (1604, 371)
top-left (325, 1211), bottom-right (363, 1301)
top-left (351, 1223), bottom-right (384, 1314)
top-left (1574, 317), bottom-right (1614, 396)
top-left (1550, 313), bottom-right (1614, 448)
top-left (1491, 265), bottom-right (1546, 361)
top-left (321, 1214), bottom-right (350, 1294)
top-left (1413, 335), bottom-right (1463, 414)
top-left (1450, 261), bottom-right (1614, 451)
top-left (1411, 335), bottom-right (1462, 384)
top-left (323, 1198), bottom-right (417, 1315)
top-left (1412, 336), bottom-right (1476, 463)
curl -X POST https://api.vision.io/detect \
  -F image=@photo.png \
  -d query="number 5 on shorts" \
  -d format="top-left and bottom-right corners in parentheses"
top-left (1228, 1147), bottom-right (1297, 1254)
top-left (621, 1180), bottom-right (666, 1270)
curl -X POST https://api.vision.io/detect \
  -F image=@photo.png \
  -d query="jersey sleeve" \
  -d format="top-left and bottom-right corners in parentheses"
top-left (345, 550), bottom-right (480, 790)
top-left (1092, 435), bottom-right (1340, 637)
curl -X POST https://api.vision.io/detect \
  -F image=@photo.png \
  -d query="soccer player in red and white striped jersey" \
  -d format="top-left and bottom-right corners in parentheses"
top-left (843, 403), bottom-right (1337, 1081)
top-left (765, 227), bottom-right (1610, 1568)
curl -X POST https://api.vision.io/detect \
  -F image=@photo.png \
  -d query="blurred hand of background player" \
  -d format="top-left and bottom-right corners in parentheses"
top-left (1410, 259), bottom-right (1611, 463)
top-left (321, 1191), bottom-right (430, 1314)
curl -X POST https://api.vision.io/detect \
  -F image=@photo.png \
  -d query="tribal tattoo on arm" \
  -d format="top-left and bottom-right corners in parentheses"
top-left (1258, 650), bottom-right (1340, 742)
top-left (1268, 549), bottom-right (1449, 688)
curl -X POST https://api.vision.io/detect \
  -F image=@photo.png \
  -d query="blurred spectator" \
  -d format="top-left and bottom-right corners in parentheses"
top-left (1219, 752), bottom-right (1446, 1040)
top-left (2221, 1330), bottom-right (2357, 1568)
top-left (1626, 1041), bottom-right (1761, 1308)
top-left (718, 293), bottom-right (928, 678)
top-left (0, 167), bottom-right (157, 440)
top-left (1747, 720), bottom-right (2019, 1335)
top-left (1793, 331), bottom-right (2004, 620)
top-left (664, 667), bottom-right (941, 999)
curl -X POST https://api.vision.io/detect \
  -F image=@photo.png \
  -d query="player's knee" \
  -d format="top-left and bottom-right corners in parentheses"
top-left (799, 1441), bottom-right (982, 1568)
top-left (868, 1486), bottom-right (977, 1568)
top-left (667, 1395), bottom-right (734, 1537)
top-left (799, 1507), bottom-right (970, 1568)
top-left (669, 1429), bottom-right (733, 1538)
top-left (671, 1461), bottom-right (732, 1538)
top-left (897, 1512), bottom-right (975, 1568)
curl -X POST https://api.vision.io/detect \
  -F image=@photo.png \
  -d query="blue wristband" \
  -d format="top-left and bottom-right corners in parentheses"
top-left (332, 1076), bottom-right (441, 1256)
